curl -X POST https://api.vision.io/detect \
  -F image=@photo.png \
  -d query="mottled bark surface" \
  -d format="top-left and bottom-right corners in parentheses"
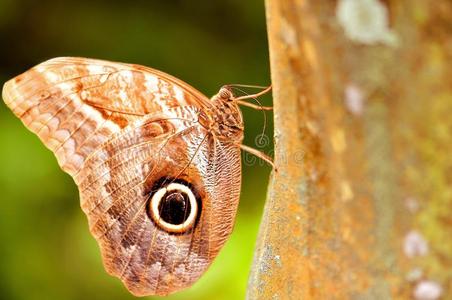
top-left (248, 1), bottom-right (452, 299)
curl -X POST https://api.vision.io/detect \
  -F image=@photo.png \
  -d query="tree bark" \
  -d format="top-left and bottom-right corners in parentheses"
top-left (248, 1), bottom-right (452, 299)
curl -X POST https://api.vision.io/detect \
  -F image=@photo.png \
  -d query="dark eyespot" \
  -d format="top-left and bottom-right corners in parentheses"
top-left (158, 191), bottom-right (191, 225)
top-left (147, 180), bottom-right (201, 234)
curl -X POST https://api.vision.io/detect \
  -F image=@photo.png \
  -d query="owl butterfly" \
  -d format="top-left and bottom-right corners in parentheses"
top-left (2, 57), bottom-right (273, 296)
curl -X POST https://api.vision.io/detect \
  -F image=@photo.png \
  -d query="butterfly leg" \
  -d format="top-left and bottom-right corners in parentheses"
top-left (236, 100), bottom-right (273, 110)
top-left (229, 85), bottom-right (273, 110)
top-left (231, 85), bottom-right (272, 101)
top-left (239, 144), bottom-right (276, 170)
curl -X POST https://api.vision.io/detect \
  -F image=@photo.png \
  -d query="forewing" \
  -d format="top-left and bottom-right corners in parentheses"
top-left (2, 57), bottom-right (211, 175)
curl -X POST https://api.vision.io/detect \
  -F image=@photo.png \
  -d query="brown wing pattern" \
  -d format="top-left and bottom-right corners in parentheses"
top-left (1, 57), bottom-right (243, 296)
top-left (76, 114), bottom-right (241, 295)
top-left (2, 57), bottom-right (211, 175)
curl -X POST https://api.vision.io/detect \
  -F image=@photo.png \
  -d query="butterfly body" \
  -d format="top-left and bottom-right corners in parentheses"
top-left (2, 57), bottom-right (246, 296)
top-left (208, 93), bottom-right (244, 142)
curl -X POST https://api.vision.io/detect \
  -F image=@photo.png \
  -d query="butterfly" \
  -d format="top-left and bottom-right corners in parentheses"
top-left (1, 57), bottom-right (273, 296)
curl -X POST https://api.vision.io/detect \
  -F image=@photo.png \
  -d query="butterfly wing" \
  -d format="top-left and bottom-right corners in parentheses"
top-left (2, 57), bottom-right (242, 296)
top-left (2, 57), bottom-right (212, 175)
top-left (77, 116), bottom-right (241, 295)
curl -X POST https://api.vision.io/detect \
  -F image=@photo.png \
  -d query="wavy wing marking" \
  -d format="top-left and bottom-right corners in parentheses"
top-left (2, 57), bottom-right (210, 175)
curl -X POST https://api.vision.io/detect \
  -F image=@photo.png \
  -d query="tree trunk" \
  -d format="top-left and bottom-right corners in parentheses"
top-left (248, 1), bottom-right (452, 299)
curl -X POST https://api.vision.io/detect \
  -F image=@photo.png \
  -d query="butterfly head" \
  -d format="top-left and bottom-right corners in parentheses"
top-left (217, 86), bottom-right (234, 101)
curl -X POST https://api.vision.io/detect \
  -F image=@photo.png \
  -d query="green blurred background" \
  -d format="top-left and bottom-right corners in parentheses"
top-left (0, 1), bottom-right (272, 299)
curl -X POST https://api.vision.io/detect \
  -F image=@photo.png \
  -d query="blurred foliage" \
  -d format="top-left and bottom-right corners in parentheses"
top-left (0, 0), bottom-right (272, 299)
